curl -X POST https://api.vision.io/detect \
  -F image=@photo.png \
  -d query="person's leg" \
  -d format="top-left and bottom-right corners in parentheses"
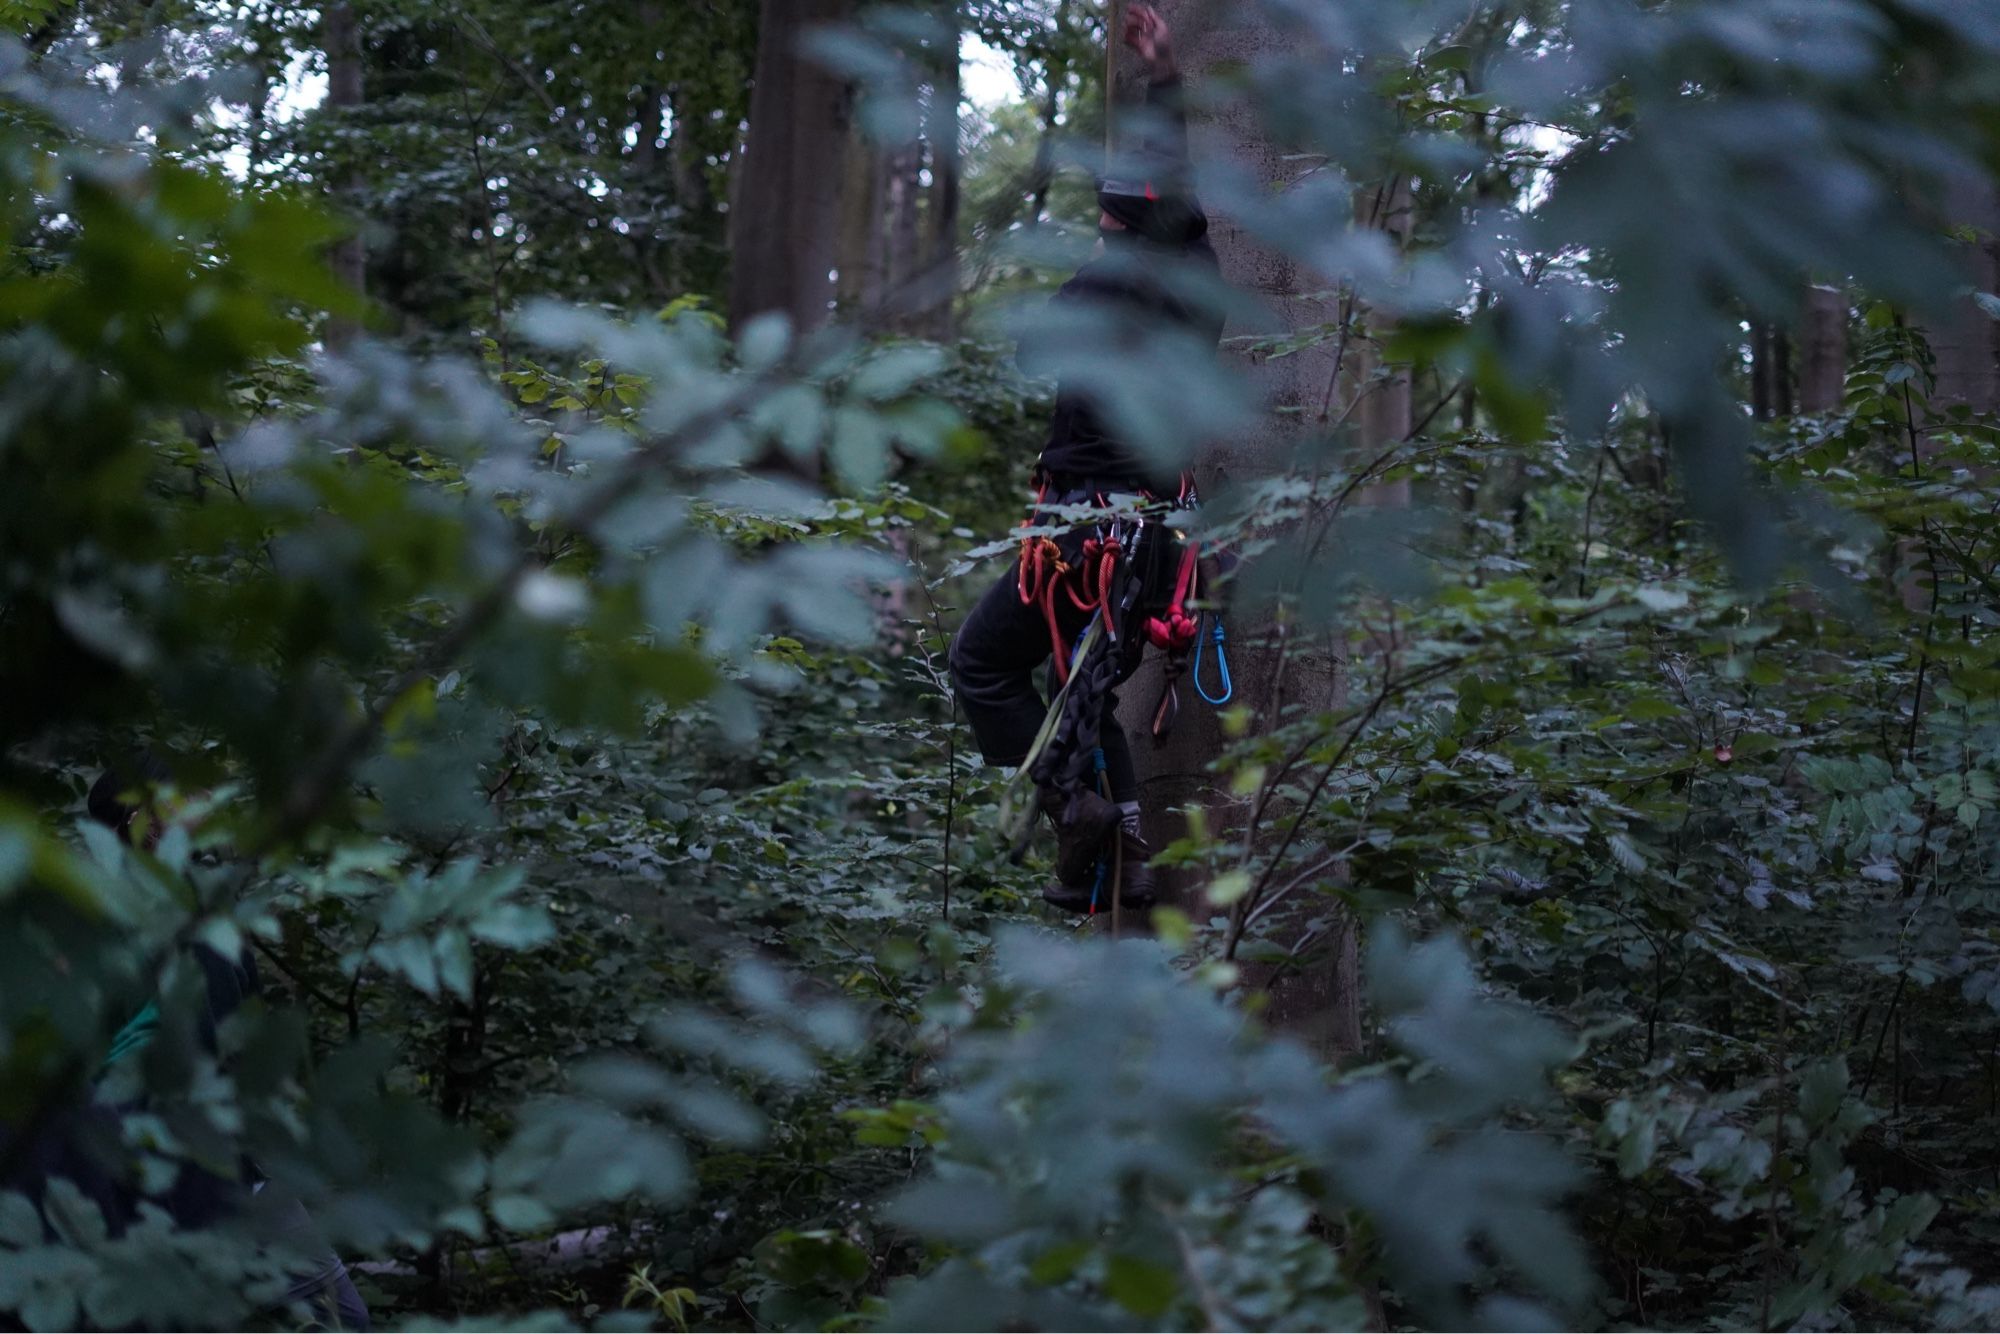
top-left (950, 561), bottom-right (1059, 769)
top-left (1094, 696), bottom-right (1157, 906)
top-left (258, 1186), bottom-right (372, 1330)
top-left (954, 552), bottom-right (1124, 900)
top-left (291, 1259), bottom-right (371, 1331)
top-left (1098, 690), bottom-right (1138, 806)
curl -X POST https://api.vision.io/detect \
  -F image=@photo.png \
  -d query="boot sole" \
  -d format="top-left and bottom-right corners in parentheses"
top-left (1041, 885), bottom-right (1158, 913)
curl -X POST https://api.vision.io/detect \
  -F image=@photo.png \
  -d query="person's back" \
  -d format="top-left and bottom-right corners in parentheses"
top-left (1022, 56), bottom-right (1223, 491)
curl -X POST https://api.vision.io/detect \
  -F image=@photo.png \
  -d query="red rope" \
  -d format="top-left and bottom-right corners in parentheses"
top-left (1144, 542), bottom-right (1201, 651)
top-left (1018, 536), bottom-right (1075, 683)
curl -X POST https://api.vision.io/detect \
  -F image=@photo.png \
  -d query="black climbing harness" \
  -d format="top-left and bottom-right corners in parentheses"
top-left (999, 483), bottom-right (1236, 897)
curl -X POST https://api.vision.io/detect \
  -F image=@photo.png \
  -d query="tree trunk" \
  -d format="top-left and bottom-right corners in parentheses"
top-left (1798, 285), bottom-right (1847, 414)
top-left (727, 0), bottom-right (855, 334)
top-left (665, 86), bottom-right (718, 294)
top-left (834, 105), bottom-right (882, 322)
top-left (922, 12), bottom-right (962, 339)
top-left (1354, 174), bottom-right (1413, 509)
top-left (1772, 328), bottom-right (1794, 418)
top-left (1028, 32), bottom-right (1065, 224)
top-left (325, 0), bottom-right (365, 346)
top-left (883, 138), bottom-right (924, 329)
top-left (1750, 320), bottom-right (1774, 420)
top-left (1925, 173), bottom-right (2000, 414)
top-left (1749, 320), bottom-right (1795, 421)
top-left (1117, 0), bottom-right (1362, 1060)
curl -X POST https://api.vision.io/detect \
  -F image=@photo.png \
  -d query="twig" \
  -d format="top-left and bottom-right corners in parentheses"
top-left (1225, 679), bottom-right (1394, 962)
top-left (1241, 838), bottom-right (1368, 933)
top-left (1760, 976), bottom-right (1790, 1332)
top-left (1858, 973), bottom-right (1906, 1101)
top-left (252, 939), bottom-right (349, 1014)
top-left (1166, 1214), bottom-right (1232, 1332)
top-left (1578, 443), bottom-right (1608, 597)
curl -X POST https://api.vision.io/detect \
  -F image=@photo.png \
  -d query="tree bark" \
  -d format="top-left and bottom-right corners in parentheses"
top-left (1749, 320), bottom-right (1795, 420)
top-left (1116, 0), bottom-right (1362, 1060)
top-left (1798, 285), bottom-right (1847, 415)
top-left (922, 12), bottom-right (962, 339)
top-left (1750, 320), bottom-right (1774, 420)
top-left (1027, 29), bottom-right (1065, 224)
top-left (881, 137), bottom-right (924, 329)
top-left (727, 0), bottom-right (856, 334)
top-left (665, 86), bottom-right (719, 294)
top-left (834, 103), bottom-right (883, 322)
top-left (1924, 173), bottom-right (2000, 414)
top-left (325, 0), bottom-right (365, 346)
top-left (1355, 174), bottom-right (1413, 509)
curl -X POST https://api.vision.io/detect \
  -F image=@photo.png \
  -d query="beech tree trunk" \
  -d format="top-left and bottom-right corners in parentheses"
top-left (1354, 174), bottom-right (1413, 508)
top-left (921, 13), bottom-right (962, 339)
top-left (834, 116), bottom-right (884, 321)
top-left (885, 138), bottom-right (923, 325)
top-left (665, 86), bottom-right (719, 294)
top-left (1117, 0), bottom-right (1363, 1060)
top-left (1798, 285), bottom-right (1847, 415)
top-left (1027, 28), bottom-right (1064, 225)
top-left (727, 0), bottom-right (855, 334)
top-left (325, 0), bottom-right (365, 346)
top-left (1926, 174), bottom-right (2000, 414)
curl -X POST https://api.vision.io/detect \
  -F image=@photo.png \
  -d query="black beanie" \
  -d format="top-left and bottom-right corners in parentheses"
top-left (1097, 178), bottom-right (1208, 246)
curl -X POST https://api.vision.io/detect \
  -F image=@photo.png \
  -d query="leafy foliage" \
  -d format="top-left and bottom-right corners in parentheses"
top-left (8, 0), bottom-right (2000, 1330)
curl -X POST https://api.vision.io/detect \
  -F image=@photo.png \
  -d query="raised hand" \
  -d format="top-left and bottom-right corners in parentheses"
top-left (1122, 2), bottom-right (1177, 81)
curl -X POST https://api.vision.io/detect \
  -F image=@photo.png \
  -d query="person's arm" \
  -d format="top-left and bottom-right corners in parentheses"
top-left (1124, 3), bottom-right (1188, 172)
top-left (1142, 74), bottom-right (1192, 182)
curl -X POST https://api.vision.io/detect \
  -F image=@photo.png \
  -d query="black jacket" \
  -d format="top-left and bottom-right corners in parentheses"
top-left (1028, 77), bottom-right (1225, 489)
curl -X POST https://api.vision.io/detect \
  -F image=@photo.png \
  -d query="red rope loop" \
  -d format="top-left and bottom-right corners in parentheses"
top-left (1144, 542), bottom-right (1201, 651)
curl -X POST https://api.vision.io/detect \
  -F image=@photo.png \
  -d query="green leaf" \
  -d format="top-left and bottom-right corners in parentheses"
top-left (0, 1192), bottom-right (40, 1247)
top-left (1103, 1253), bottom-right (1179, 1318)
top-left (1206, 869), bottom-right (1252, 906)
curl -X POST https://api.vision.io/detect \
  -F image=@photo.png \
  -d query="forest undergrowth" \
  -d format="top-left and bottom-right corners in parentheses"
top-left (8, 1), bottom-right (2000, 1330)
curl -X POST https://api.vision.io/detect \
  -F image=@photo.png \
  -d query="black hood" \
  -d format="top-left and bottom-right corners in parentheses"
top-left (1097, 178), bottom-right (1209, 246)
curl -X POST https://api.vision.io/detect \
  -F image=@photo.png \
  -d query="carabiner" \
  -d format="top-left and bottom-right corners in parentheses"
top-left (1193, 613), bottom-right (1233, 706)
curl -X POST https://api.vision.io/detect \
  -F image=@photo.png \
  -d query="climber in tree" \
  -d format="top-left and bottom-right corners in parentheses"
top-left (950, 1), bottom-right (1223, 912)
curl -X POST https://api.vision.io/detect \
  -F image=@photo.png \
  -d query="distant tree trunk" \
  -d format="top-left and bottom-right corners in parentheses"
top-left (627, 81), bottom-right (671, 300)
top-left (1773, 328), bottom-right (1794, 418)
top-left (922, 11), bottom-right (962, 339)
top-left (244, 57), bottom-right (269, 183)
top-left (1798, 285), bottom-right (1848, 414)
top-left (1354, 174), bottom-right (1413, 508)
top-left (834, 106), bottom-right (883, 322)
top-left (631, 91), bottom-right (663, 175)
top-left (1925, 174), bottom-right (2000, 414)
top-left (325, 0), bottom-right (365, 346)
top-left (665, 86), bottom-right (718, 294)
top-left (727, 0), bottom-right (855, 334)
top-left (1750, 320), bottom-right (1773, 419)
top-left (882, 138), bottom-right (924, 328)
top-left (1750, 321), bottom-right (1794, 420)
top-left (1028, 61), bottom-right (1062, 224)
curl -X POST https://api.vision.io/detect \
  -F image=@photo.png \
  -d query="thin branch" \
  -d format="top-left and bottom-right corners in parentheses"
top-left (252, 939), bottom-right (349, 1014)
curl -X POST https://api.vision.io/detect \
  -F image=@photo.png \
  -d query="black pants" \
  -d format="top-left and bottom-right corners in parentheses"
top-left (949, 501), bottom-right (1144, 806)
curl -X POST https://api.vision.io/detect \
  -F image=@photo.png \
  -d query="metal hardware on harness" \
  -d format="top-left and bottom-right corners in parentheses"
top-left (1194, 612), bottom-right (1233, 705)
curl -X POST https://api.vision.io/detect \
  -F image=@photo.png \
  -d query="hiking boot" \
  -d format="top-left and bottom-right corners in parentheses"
top-left (1040, 827), bottom-right (1158, 914)
top-left (1115, 828), bottom-right (1158, 908)
top-left (1040, 786), bottom-right (1120, 889)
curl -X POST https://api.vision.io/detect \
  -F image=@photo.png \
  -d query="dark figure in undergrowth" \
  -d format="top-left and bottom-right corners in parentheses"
top-left (949, 2), bottom-right (1225, 914)
top-left (0, 757), bottom-right (372, 1330)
